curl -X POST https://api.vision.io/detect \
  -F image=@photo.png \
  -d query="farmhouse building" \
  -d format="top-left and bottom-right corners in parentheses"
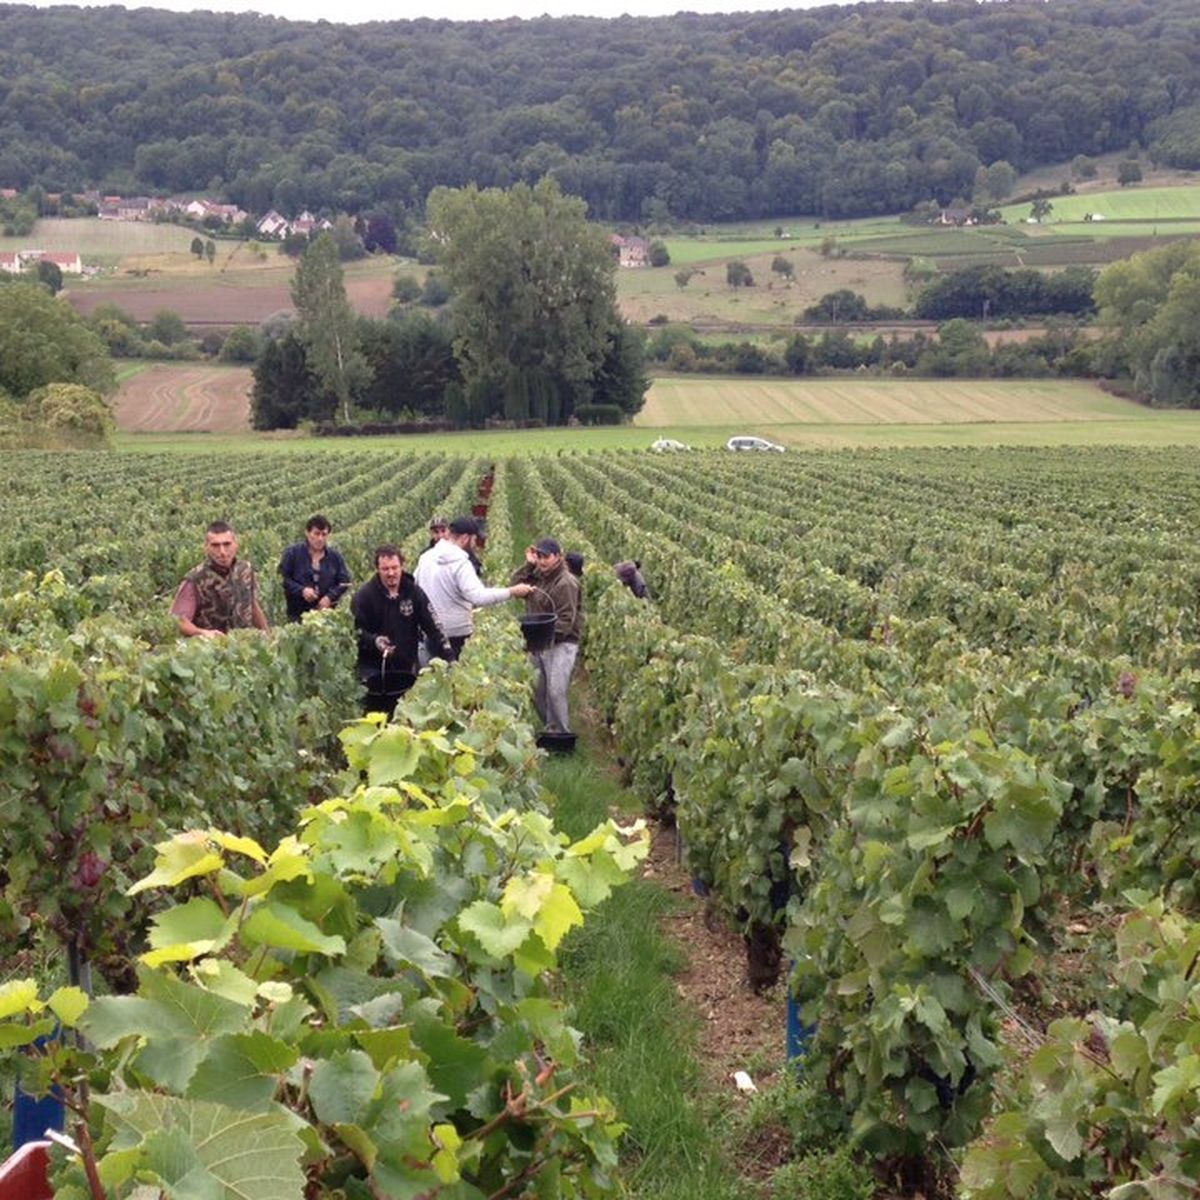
top-left (0, 249), bottom-right (84, 274)
top-left (184, 199), bottom-right (248, 224)
top-left (35, 251), bottom-right (84, 274)
top-left (610, 234), bottom-right (650, 267)
top-left (257, 210), bottom-right (290, 238)
top-left (290, 211), bottom-right (334, 236)
top-left (938, 206), bottom-right (974, 226)
top-left (257, 209), bottom-right (335, 239)
top-left (98, 196), bottom-right (155, 221)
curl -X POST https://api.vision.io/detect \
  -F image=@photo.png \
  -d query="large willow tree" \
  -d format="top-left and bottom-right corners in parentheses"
top-left (1095, 241), bottom-right (1200, 407)
top-left (425, 177), bottom-right (640, 424)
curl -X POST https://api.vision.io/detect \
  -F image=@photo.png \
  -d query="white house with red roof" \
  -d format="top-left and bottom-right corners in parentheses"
top-left (0, 249), bottom-right (83, 275)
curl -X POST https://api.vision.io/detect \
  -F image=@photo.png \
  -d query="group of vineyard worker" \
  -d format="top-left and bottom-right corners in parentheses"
top-left (170, 514), bottom-right (596, 735)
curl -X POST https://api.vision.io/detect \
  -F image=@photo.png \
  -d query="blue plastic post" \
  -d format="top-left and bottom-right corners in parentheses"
top-left (12, 1029), bottom-right (65, 1153)
top-left (786, 990), bottom-right (816, 1065)
top-left (12, 1086), bottom-right (64, 1153)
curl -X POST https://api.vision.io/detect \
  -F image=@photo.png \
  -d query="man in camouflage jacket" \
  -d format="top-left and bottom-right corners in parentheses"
top-left (171, 521), bottom-right (270, 637)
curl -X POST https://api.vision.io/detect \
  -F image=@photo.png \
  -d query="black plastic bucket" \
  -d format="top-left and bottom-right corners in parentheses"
top-left (362, 670), bottom-right (417, 716)
top-left (536, 730), bottom-right (577, 754)
top-left (519, 612), bottom-right (556, 651)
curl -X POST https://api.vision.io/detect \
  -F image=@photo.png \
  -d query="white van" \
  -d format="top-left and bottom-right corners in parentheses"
top-left (726, 435), bottom-right (785, 453)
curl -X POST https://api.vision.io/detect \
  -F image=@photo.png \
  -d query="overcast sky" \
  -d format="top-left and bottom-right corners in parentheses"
top-left (22, 0), bottom-right (833, 24)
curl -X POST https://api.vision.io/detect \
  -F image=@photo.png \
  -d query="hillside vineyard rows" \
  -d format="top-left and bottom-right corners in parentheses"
top-left (5, 446), bottom-right (1200, 1188)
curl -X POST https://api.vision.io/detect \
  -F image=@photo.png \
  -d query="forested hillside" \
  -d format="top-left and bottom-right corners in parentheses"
top-left (2, 0), bottom-right (1199, 223)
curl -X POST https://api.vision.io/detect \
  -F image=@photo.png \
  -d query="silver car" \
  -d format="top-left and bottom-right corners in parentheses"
top-left (726, 435), bottom-right (785, 452)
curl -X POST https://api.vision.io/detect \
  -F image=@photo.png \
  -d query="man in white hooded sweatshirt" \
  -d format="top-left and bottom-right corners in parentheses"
top-left (414, 516), bottom-right (532, 660)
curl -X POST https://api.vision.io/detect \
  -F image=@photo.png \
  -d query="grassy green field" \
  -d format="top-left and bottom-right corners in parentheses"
top-left (617, 247), bottom-right (907, 324)
top-left (113, 361), bottom-right (150, 384)
top-left (1000, 183), bottom-right (1200, 225)
top-left (0, 217), bottom-right (200, 266)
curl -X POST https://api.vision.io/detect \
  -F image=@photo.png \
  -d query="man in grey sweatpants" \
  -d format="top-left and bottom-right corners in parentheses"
top-left (511, 537), bottom-right (583, 733)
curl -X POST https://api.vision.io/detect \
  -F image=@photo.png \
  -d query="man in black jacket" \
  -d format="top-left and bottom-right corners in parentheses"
top-left (351, 544), bottom-right (449, 714)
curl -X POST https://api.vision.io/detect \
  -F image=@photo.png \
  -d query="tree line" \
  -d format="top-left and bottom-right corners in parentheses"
top-left (2, 1), bottom-right (1200, 223)
top-left (647, 322), bottom-right (1093, 382)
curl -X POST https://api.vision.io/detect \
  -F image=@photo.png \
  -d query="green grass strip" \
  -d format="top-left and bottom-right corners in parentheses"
top-left (545, 753), bottom-right (748, 1200)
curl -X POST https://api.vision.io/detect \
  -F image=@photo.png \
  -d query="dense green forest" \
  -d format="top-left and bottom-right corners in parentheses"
top-left (2, 0), bottom-right (1200, 223)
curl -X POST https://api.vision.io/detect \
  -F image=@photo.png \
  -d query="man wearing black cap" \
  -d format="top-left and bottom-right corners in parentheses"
top-left (414, 516), bottom-right (532, 659)
top-left (511, 537), bottom-right (583, 733)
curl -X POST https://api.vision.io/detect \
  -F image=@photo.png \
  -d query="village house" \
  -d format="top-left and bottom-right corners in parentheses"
top-left (256, 209), bottom-right (290, 238)
top-left (290, 210), bottom-right (334, 236)
top-left (937, 206), bottom-right (975, 226)
top-left (610, 233), bottom-right (650, 267)
top-left (184, 198), bottom-right (248, 224)
top-left (0, 249), bottom-right (84, 274)
top-left (257, 209), bottom-right (335, 239)
top-left (98, 196), bottom-right (155, 221)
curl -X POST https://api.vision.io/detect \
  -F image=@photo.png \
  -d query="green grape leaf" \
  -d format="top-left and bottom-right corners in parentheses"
top-left (241, 901), bottom-right (346, 956)
top-left (186, 1032), bottom-right (298, 1111)
top-left (310, 1050), bottom-right (381, 1126)
top-left (84, 970), bottom-right (246, 1048)
top-left (410, 1016), bottom-right (491, 1108)
top-left (368, 725), bottom-right (422, 785)
top-left (139, 1126), bottom-right (223, 1200)
top-left (97, 1092), bottom-right (305, 1200)
top-left (376, 920), bottom-right (454, 978)
top-left (0, 979), bottom-right (42, 1020)
top-left (1151, 1053), bottom-right (1200, 1115)
top-left (147, 898), bottom-right (231, 952)
top-left (128, 835), bottom-right (224, 896)
top-left (47, 986), bottom-right (89, 1027)
top-left (458, 901), bottom-right (533, 958)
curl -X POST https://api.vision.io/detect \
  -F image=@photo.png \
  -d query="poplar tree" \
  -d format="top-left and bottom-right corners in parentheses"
top-left (290, 232), bottom-right (367, 424)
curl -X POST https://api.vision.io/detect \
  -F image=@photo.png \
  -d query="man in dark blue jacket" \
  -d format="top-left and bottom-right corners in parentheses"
top-left (279, 515), bottom-right (352, 622)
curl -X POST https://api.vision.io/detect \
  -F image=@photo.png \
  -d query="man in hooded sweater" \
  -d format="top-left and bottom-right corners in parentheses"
top-left (414, 516), bottom-right (532, 660)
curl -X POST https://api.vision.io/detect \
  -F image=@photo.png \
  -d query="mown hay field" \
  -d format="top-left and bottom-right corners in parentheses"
top-left (639, 376), bottom-right (1152, 427)
top-left (112, 363), bottom-right (252, 433)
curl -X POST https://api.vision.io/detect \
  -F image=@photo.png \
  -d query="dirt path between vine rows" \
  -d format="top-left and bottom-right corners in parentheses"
top-left (641, 818), bottom-right (786, 1095)
top-left (573, 680), bottom-right (785, 1096)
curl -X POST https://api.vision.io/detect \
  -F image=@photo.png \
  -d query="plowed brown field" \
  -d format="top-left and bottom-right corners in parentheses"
top-left (70, 273), bottom-right (394, 325)
top-left (114, 365), bottom-right (252, 433)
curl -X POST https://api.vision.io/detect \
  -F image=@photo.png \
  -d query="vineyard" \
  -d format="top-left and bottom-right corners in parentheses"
top-left (4, 443), bottom-right (1200, 1196)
